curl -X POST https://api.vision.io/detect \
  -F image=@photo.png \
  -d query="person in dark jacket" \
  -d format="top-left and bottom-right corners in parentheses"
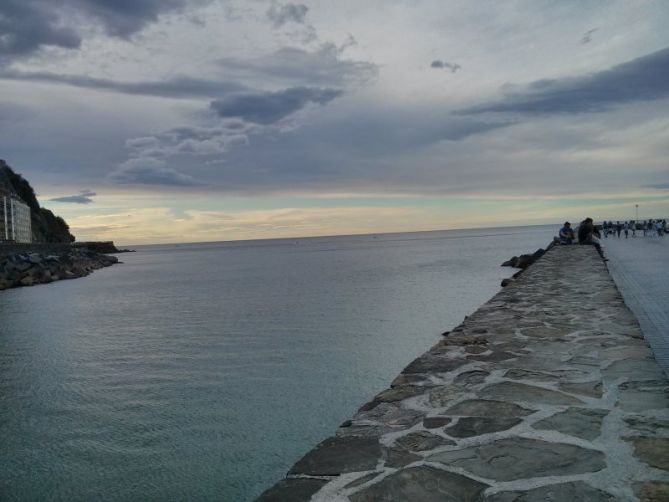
top-left (578, 218), bottom-right (607, 260)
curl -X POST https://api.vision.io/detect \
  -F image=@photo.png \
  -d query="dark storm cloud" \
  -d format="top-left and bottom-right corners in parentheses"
top-left (430, 60), bottom-right (461, 73)
top-left (0, 0), bottom-right (200, 63)
top-left (0, 0), bottom-right (81, 62)
top-left (267, 2), bottom-right (309, 27)
top-left (0, 69), bottom-right (248, 99)
top-left (219, 43), bottom-right (379, 86)
top-left (111, 158), bottom-right (201, 186)
top-left (191, 111), bottom-right (513, 194)
top-left (116, 97), bottom-right (512, 192)
top-left (69, 0), bottom-right (195, 38)
top-left (460, 46), bottom-right (669, 115)
top-left (50, 189), bottom-right (96, 204)
top-left (209, 87), bottom-right (343, 124)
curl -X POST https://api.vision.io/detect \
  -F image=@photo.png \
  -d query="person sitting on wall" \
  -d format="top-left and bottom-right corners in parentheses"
top-left (578, 217), bottom-right (607, 261)
top-left (559, 222), bottom-right (575, 244)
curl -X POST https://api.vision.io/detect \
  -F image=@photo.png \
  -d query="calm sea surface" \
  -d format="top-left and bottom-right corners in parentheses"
top-left (1, 225), bottom-right (555, 501)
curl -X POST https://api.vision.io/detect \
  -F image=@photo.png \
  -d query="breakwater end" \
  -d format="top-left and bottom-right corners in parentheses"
top-left (73, 241), bottom-right (135, 254)
top-left (0, 246), bottom-right (118, 290)
top-left (258, 245), bottom-right (669, 501)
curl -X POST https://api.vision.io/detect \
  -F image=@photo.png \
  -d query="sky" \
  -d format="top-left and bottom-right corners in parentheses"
top-left (1, 0), bottom-right (668, 244)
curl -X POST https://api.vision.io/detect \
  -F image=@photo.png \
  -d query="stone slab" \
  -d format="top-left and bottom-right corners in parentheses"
top-left (485, 481), bottom-right (614, 501)
top-left (348, 466), bottom-right (488, 502)
top-left (617, 380), bottom-right (669, 412)
top-left (479, 381), bottom-right (583, 406)
top-left (428, 437), bottom-right (606, 481)
top-left (558, 380), bottom-right (603, 398)
top-left (423, 416), bottom-right (452, 429)
top-left (633, 481), bottom-right (669, 502)
top-left (444, 399), bottom-right (534, 418)
top-left (445, 417), bottom-right (522, 438)
top-left (628, 437), bottom-right (669, 470)
top-left (256, 478), bottom-right (330, 502)
top-left (394, 431), bottom-right (455, 451)
top-left (534, 407), bottom-right (609, 440)
top-left (288, 436), bottom-right (382, 476)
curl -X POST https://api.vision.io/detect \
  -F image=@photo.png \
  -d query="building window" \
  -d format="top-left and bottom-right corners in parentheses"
top-left (0, 195), bottom-right (32, 243)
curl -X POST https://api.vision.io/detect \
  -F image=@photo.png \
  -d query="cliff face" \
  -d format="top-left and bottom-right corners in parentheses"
top-left (0, 159), bottom-right (75, 243)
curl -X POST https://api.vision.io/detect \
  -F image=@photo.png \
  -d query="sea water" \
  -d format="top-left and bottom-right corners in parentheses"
top-left (0, 225), bottom-right (555, 501)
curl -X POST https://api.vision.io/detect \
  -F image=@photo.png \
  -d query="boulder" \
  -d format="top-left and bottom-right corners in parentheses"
top-left (515, 254), bottom-right (534, 269)
top-left (501, 245), bottom-right (549, 270)
top-left (502, 256), bottom-right (518, 267)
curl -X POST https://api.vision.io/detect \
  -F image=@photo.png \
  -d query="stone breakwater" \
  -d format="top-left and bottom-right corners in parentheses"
top-left (258, 246), bottom-right (669, 501)
top-left (0, 248), bottom-right (118, 290)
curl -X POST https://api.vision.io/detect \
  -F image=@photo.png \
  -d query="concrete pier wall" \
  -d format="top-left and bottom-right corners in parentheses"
top-left (258, 245), bottom-right (669, 501)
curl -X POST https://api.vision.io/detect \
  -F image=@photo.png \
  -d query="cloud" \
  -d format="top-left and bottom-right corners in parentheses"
top-left (219, 42), bottom-right (378, 87)
top-left (110, 157), bottom-right (201, 186)
top-left (112, 91), bottom-right (513, 195)
top-left (113, 86), bottom-right (344, 189)
top-left (50, 189), bottom-right (97, 204)
top-left (460, 46), bottom-right (669, 115)
top-left (647, 182), bottom-right (669, 190)
top-left (430, 60), bottom-right (462, 73)
top-left (0, 0), bottom-right (201, 63)
top-left (0, 0), bottom-right (81, 62)
top-left (581, 28), bottom-right (597, 44)
top-left (209, 87), bottom-right (343, 124)
top-left (267, 2), bottom-right (309, 27)
top-left (0, 69), bottom-right (247, 99)
top-left (114, 85), bottom-right (346, 183)
top-left (125, 122), bottom-right (254, 159)
top-left (68, 0), bottom-right (197, 38)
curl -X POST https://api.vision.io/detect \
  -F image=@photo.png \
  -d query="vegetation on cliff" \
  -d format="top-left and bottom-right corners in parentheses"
top-left (0, 159), bottom-right (75, 243)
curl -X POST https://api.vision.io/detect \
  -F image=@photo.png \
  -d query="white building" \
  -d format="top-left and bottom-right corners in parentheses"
top-left (0, 194), bottom-right (32, 243)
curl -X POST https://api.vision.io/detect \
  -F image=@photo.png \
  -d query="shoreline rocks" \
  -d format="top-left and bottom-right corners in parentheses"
top-left (501, 247), bottom-right (547, 269)
top-left (0, 249), bottom-right (118, 290)
top-left (500, 243), bottom-right (554, 287)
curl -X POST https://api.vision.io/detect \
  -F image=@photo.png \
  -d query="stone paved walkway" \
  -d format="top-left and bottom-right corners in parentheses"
top-left (602, 236), bottom-right (669, 374)
top-left (258, 246), bottom-right (669, 501)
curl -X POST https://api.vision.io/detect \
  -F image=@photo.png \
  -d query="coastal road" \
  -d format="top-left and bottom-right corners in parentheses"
top-left (602, 233), bottom-right (669, 374)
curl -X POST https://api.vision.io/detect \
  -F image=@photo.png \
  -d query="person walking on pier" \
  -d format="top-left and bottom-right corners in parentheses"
top-left (578, 217), bottom-right (607, 261)
top-left (646, 220), bottom-right (655, 237)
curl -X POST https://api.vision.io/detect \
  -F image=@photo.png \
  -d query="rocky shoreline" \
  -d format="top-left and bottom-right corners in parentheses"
top-left (0, 248), bottom-right (119, 290)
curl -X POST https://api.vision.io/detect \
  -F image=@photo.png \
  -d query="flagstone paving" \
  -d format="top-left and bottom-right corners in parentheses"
top-left (257, 246), bottom-right (669, 501)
